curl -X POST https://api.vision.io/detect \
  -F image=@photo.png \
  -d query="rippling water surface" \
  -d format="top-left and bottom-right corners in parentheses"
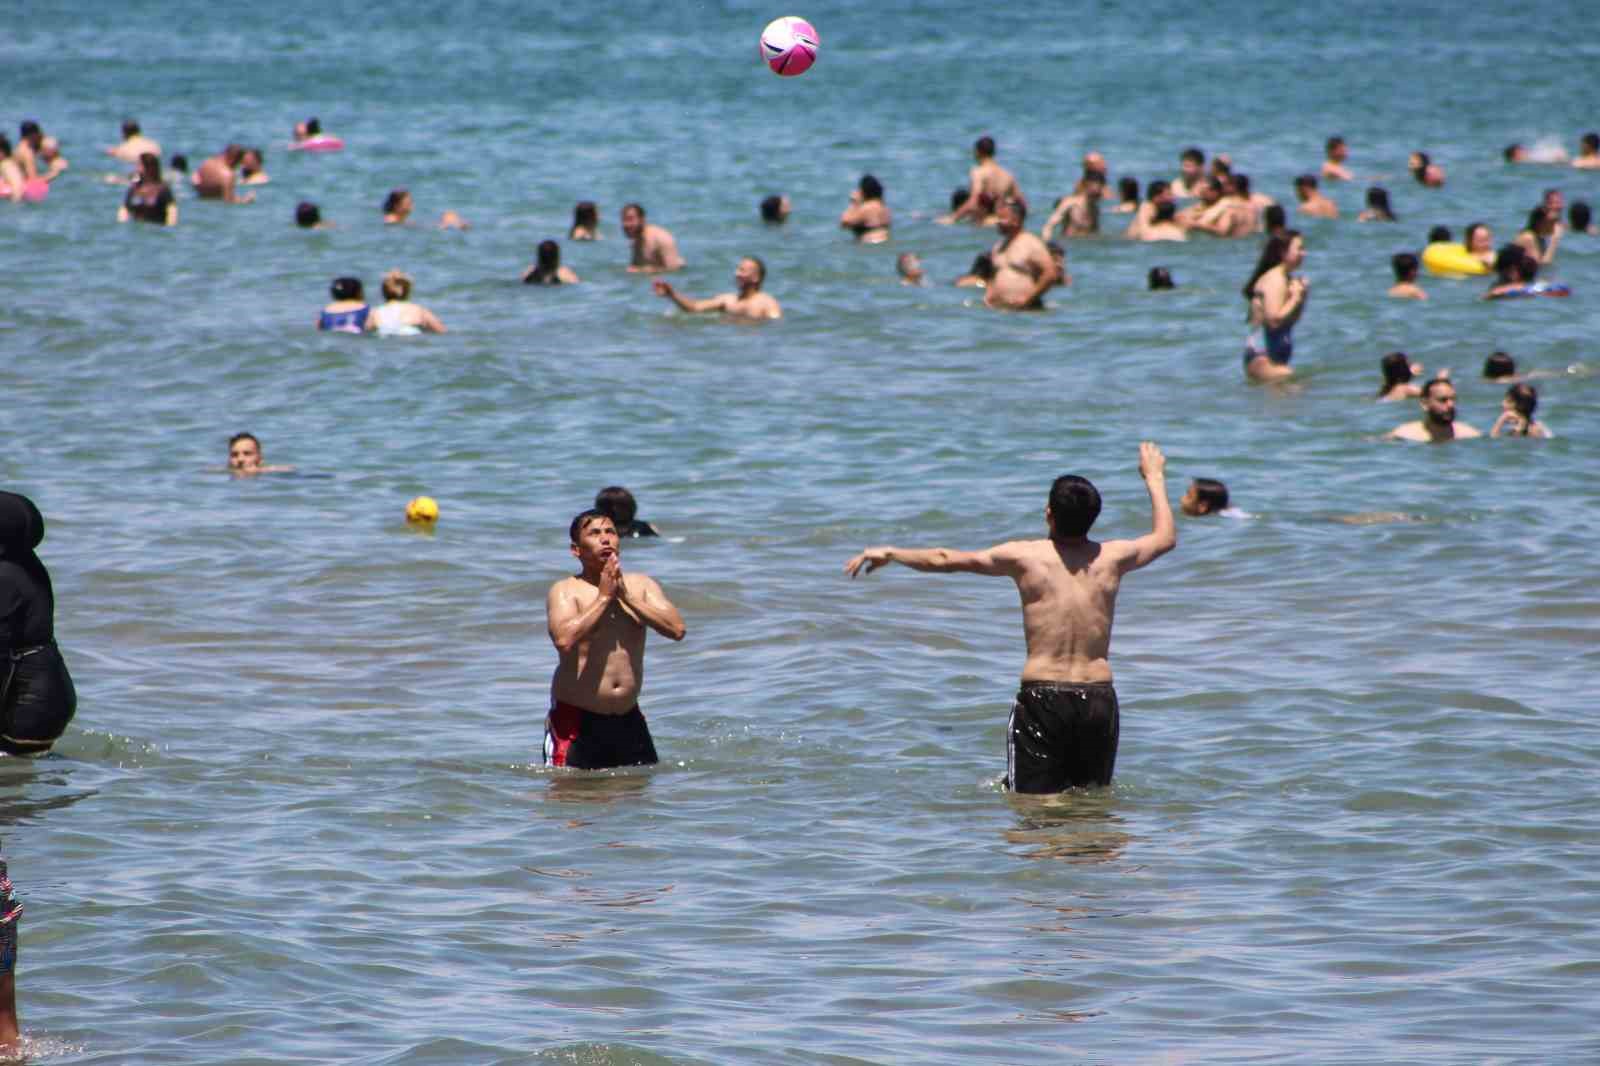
top-left (5, 1), bottom-right (1600, 1062)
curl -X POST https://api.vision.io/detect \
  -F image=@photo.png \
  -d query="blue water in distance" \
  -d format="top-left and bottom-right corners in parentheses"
top-left (5, 1), bottom-right (1600, 1062)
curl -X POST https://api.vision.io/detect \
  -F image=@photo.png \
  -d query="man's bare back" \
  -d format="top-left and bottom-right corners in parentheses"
top-left (844, 442), bottom-right (1175, 685)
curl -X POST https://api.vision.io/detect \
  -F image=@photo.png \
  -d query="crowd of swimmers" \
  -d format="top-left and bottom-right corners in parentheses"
top-left (6, 112), bottom-right (1591, 1048)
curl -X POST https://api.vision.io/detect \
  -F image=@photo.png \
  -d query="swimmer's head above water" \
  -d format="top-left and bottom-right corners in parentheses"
top-left (228, 432), bottom-right (262, 473)
top-left (1483, 351), bottom-right (1516, 380)
top-left (1046, 475), bottom-right (1102, 540)
top-left (1180, 478), bottom-right (1229, 516)
top-left (759, 194), bottom-right (789, 224)
top-left (330, 276), bottom-right (364, 302)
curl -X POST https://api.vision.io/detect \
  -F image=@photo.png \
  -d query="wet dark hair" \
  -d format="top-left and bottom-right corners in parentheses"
top-left (1422, 377), bottom-right (1454, 400)
top-left (1294, 173), bottom-right (1318, 195)
top-left (1571, 202), bottom-right (1592, 231)
top-left (1181, 147), bottom-right (1204, 165)
top-left (1492, 244), bottom-right (1527, 283)
top-left (122, 119), bottom-right (141, 138)
top-left (569, 508), bottom-right (615, 544)
top-left (1379, 351), bottom-right (1414, 395)
top-left (382, 188), bottom-right (409, 214)
top-left (169, 153), bottom-right (188, 173)
top-left (1118, 176), bottom-right (1139, 203)
top-left (228, 431), bottom-right (260, 450)
top-left (330, 276), bottom-right (364, 301)
top-left (968, 253), bottom-right (995, 280)
top-left (859, 174), bottom-right (883, 201)
top-left (1154, 200), bottom-right (1177, 223)
top-left (1583, 132), bottom-right (1600, 153)
top-left (305, 117), bottom-right (322, 137)
top-left (295, 201), bottom-right (321, 227)
top-left (1410, 151), bottom-right (1431, 175)
top-left (1048, 475), bottom-right (1101, 538)
top-left (137, 152), bottom-right (162, 183)
top-left (1365, 186), bottom-right (1395, 221)
top-left (1505, 383), bottom-right (1538, 419)
top-left (1503, 144), bottom-right (1522, 162)
top-left (1325, 135), bottom-right (1344, 154)
top-left (537, 239), bottom-right (561, 269)
top-left (1428, 225), bottom-right (1452, 244)
top-left (1243, 230), bottom-right (1302, 300)
top-left (1483, 351), bottom-right (1516, 379)
top-left (622, 201), bottom-right (645, 219)
top-left (1525, 206), bottom-right (1552, 234)
top-left (0, 135), bottom-right (10, 157)
top-left (19, 120), bottom-right (40, 141)
top-left (1233, 173), bottom-right (1252, 197)
top-left (1209, 156), bottom-right (1232, 178)
top-left (950, 186), bottom-right (969, 211)
top-left (1148, 266), bottom-right (1175, 290)
top-left (571, 201), bottom-right (598, 230)
top-left (1513, 254), bottom-right (1539, 283)
top-left (1146, 179), bottom-right (1170, 199)
top-left (593, 486), bottom-right (638, 526)
top-left (759, 195), bottom-right (785, 223)
top-left (745, 255), bottom-right (767, 285)
top-left (1463, 222), bottom-right (1487, 248)
top-left (975, 135), bottom-right (995, 157)
top-left (1263, 204), bottom-right (1286, 231)
top-left (1192, 478), bottom-right (1229, 513)
top-left (1391, 251), bottom-right (1419, 282)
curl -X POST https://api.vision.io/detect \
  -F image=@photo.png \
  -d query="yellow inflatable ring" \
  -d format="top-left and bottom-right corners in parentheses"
top-left (1422, 242), bottom-right (1490, 278)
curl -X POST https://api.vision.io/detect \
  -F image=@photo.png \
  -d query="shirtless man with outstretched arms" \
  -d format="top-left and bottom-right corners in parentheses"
top-left (545, 511), bottom-right (686, 769)
top-left (653, 257), bottom-right (781, 320)
top-left (845, 442), bottom-right (1176, 792)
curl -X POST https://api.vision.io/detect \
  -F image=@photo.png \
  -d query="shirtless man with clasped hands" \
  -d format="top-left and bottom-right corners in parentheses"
top-left (544, 511), bottom-right (686, 769)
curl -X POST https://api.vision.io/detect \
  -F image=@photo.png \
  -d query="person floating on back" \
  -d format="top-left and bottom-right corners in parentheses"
top-left (544, 511), bottom-right (685, 770)
top-left (844, 442), bottom-right (1176, 793)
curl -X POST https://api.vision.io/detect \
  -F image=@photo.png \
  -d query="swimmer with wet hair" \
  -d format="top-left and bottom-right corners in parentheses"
top-left (1140, 200), bottom-right (1187, 242)
top-left (1377, 351), bottom-right (1425, 400)
top-left (1483, 351), bottom-right (1517, 381)
top-left (840, 174), bottom-right (890, 243)
top-left (523, 239), bottom-right (579, 285)
top-left (1570, 201), bottom-right (1596, 235)
top-left (1574, 132), bottom-right (1600, 170)
top-left (1322, 135), bottom-right (1353, 182)
top-left (1387, 378), bottom-right (1480, 442)
top-left (896, 251), bottom-right (925, 286)
top-left (382, 188), bottom-right (412, 224)
top-left (1490, 383), bottom-right (1551, 438)
top-left (594, 486), bottom-right (660, 538)
top-left (295, 201), bottom-right (330, 229)
top-left (1179, 477), bottom-right (1230, 516)
top-left (1262, 204), bottom-right (1288, 240)
top-left (226, 432), bottom-right (295, 475)
top-left (373, 269), bottom-right (447, 335)
top-left (1409, 151), bottom-right (1445, 187)
top-left (1388, 252), bottom-right (1426, 301)
top-left (951, 134), bottom-right (1024, 224)
top-left (1173, 146), bottom-right (1205, 198)
top-left (759, 194), bottom-right (790, 225)
top-left (1358, 186), bottom-right (1396, 222)
top-left (1293, 174), bottom-right (1338, 219)
top-left (1114, 175), bottom-right (1139, 213)
top-left (1148, 266), bottom-right (1175, 290)
top-left (844, 442), bottom-right (1176, 793)
top-left (569, 200), bottom-right (600, 240)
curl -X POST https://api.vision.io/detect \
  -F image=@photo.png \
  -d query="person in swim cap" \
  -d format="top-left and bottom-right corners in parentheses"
top-left (0, 491), bottom-right (77, 758)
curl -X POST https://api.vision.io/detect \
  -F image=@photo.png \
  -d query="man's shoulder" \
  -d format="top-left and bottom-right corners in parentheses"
top-left (1388, 421), bottom-right (1426, 440)
top-left (1454, 423), bottom-right (1483, 439)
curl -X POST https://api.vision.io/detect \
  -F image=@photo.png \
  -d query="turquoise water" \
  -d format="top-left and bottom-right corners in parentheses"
top-left (5, 1), bottom-right (1600, 1062)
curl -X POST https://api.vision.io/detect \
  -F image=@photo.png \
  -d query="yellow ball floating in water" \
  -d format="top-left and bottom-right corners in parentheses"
top-left (405, 496), bottom-right (440, 525)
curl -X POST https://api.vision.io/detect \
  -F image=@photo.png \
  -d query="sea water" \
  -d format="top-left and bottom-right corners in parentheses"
top-left (4, 1), bottom-right (1600, 1062)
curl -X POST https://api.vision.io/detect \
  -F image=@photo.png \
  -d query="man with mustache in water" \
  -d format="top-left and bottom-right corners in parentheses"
top-left (544, 511), bottom-right (686, 770)
top-left (845, 442), bottom-right (1176, 792)
top-left (984, 198), bottom-right (1059, 310)
top-left (1386, 378), bottom-right (1481, 442)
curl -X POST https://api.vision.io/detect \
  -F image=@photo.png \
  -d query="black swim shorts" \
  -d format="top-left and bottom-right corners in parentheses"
top-left (544, 702), bottom-right (659, 770)
top-left (1005, 681), bottom-right (1119, 793)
